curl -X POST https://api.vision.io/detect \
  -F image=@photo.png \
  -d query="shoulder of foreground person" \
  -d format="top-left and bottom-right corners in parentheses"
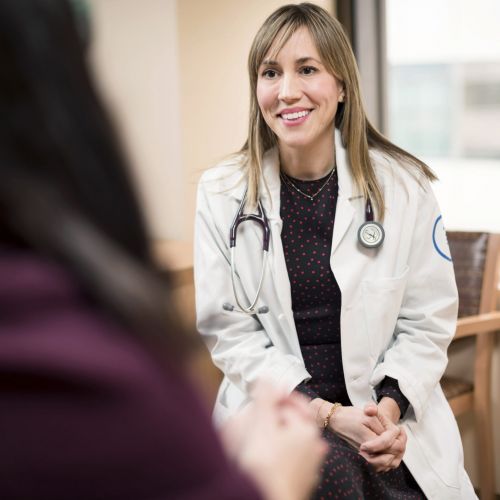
top-left (0, 248), bottom-right (262, 500)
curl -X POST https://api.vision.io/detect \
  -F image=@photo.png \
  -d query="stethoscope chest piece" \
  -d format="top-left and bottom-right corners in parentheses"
top-left (358, 221), bottom-right (385, 248)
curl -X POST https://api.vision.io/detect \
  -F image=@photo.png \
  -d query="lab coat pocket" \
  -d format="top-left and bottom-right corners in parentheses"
top-left (361, 266), bottom-right (409, 358)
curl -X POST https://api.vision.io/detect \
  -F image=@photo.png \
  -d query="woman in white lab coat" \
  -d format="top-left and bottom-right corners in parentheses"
top-left (195, 3), bottom-right (475, 499)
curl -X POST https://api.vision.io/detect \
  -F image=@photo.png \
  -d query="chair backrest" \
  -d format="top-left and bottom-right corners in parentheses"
top-left (447, 232), bottom-right (500, 317)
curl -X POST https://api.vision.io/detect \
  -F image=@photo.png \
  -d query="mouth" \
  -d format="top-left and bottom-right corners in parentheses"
top-left (277, 109), bottom-right (312, 126)
top-left (278, 109), bottom-right (311, 120)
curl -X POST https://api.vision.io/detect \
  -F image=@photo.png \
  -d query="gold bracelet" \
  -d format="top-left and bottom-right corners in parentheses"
top-left (323, 402), bottom-right (342, 430)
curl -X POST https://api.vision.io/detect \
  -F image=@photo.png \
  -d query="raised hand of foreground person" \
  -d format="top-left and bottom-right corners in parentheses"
top-left (222, 380), bottom-right (328, 500)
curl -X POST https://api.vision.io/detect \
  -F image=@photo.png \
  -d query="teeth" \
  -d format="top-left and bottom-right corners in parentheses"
top-left (281, 110), bottom-right (310, 120)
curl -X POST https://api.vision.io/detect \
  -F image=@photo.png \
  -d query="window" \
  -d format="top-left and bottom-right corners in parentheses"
top-left (386, 0), bottom-right (500, 160)
top-left (385, 0), bottom-right (500, 230)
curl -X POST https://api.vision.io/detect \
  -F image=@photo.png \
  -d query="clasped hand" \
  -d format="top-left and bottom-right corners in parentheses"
top-left (317, 397), bottom-right (407, 473)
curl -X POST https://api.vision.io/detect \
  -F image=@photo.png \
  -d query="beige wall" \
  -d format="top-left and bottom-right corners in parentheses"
top-left (88, 0), bottom-right (184, 239)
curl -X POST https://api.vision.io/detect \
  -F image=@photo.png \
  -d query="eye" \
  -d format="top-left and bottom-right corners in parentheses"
top-left (261, 68), bottom-right (279, 79)
top-left (300, 66), bottom-right (317, 76)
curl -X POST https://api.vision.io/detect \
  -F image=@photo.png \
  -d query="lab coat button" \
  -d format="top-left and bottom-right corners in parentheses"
top-left (278, 313), bottom-right (285, 321)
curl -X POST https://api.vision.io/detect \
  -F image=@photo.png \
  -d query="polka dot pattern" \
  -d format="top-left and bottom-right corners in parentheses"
top-left (280, 171), bottom-right (424, 499)
top-left (281, 169), bottom-right (349, 405)
top-left (317, 432), bottom-right (424, 500)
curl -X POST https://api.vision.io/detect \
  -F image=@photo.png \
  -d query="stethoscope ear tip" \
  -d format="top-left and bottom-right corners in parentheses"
top-left (257, 306), bottom-right (269, 314)
top-left (222, 303), bottom-right (235, 312)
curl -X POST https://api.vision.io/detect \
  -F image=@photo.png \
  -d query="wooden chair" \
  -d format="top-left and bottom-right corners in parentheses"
top-left (442, 232), bottom-right (500, 499)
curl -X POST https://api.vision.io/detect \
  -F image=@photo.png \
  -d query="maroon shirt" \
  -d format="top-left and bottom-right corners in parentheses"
top-left (0, 249), bottom-right (261, 500)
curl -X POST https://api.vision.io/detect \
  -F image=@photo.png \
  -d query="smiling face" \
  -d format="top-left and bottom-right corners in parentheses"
top-left (256, 27), bottom-right (344, 156)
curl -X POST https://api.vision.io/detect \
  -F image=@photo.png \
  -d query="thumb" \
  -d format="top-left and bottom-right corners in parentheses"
top-left (363, 401), bottom-right (378, 417)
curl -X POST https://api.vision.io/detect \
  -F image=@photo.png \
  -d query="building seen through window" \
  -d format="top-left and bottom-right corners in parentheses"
top-left (386, 0), bottom-right (500, 160)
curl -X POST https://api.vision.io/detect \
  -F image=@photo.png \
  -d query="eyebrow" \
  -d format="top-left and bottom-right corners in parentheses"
top-left (261, 56), bottom-right (322, 66)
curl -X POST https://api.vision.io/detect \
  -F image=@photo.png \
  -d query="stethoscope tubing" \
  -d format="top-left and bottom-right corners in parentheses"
top-left (226, 186), bottom-right (383, 315)
top-left (230, 190), bottom-right (270, 251)
top-left (230, 246), bottom-right (268, 314)
top-left (227, 189), bottom-right (270, 314)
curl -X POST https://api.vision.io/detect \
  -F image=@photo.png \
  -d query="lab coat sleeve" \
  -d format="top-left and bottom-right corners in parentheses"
top-left (194, 178), bottom-right (310, 397)
top-left (370, 177), bottom-right (458, 422)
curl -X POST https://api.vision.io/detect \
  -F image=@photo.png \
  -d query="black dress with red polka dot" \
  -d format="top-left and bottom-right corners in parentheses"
top-left (280, 169), bottom-right (425, 500)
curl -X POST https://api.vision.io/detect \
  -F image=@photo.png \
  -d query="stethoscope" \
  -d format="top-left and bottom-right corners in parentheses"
top-left (222, 187), bottom-right (385, 315)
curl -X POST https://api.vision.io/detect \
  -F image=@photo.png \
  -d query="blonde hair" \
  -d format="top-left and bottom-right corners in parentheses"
top-left (241, 2), bottom-right (435, 218)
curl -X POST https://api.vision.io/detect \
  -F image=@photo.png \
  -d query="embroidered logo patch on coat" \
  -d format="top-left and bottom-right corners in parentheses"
top-left (432, 215), bottom-right (452, 261)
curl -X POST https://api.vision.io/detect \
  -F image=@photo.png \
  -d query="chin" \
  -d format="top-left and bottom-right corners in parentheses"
top-left (277, 136), bottom-right (315, 149)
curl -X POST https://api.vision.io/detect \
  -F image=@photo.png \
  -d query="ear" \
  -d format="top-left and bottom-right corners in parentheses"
top-left (338, 85), bottom-right (345, 102)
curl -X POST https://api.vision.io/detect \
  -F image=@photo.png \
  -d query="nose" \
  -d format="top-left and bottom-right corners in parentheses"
top-left (278, 73), bottom-right (301, 102)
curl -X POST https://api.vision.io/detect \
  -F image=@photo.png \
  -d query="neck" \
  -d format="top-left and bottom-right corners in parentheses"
top-left (278, 133), bottom-right (335, 180)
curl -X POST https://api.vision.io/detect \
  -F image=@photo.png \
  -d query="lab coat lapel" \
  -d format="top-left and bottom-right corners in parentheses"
top-left (260, 150), bottom-right (294, 323)
top-left (331, 129), bottom-right (356, 255)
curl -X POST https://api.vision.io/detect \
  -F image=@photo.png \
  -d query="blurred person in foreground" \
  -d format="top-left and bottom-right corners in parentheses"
top-left (0, 1), bottom-right (326, 499)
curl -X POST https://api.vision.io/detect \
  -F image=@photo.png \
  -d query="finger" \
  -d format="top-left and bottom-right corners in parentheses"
top-left (250, 381), bottom-right (288, 432)
top-left (363, 415), bottom-right (385, 435)
top-left (399, 427), bottom-right (408, 447)
top-left (381, 429), bottom-right (407, 456)
top-left (359, 450), bottom-right (395, 471)
top-left (360, 426), bottom-right (400, 453)
top-left (373, 441), bottom-right (404, 464)
top-left (370, 453), bottom-right (397, 472)
top-left (250, 378), bottom-right (288, 405)
top-left (280, 405), bottom-right (326, 449)
top-left (278, 405), bottom-right (302, 426)
top-left (382, 454), bottom-right (402, 472)
top-left (284, 391), bottom-right (316, 422)
top-left (279, 404), bottom-right (319, 430)
top-left (249, 379), bottom-right (270, 405)
top-left (220, 415), bottom-right (245, 457)
top-left (387, 440), bottom-right (405, 456)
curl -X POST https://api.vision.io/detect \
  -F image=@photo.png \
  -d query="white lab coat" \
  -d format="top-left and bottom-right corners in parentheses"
top-left (194, 130), bottom-right (476, 499)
